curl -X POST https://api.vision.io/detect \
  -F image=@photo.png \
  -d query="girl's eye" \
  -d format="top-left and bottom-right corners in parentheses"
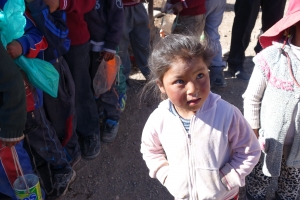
top-left (196, 73), bottom-right (204, 79)
top-left (175, 80), bottom-right (184, 84)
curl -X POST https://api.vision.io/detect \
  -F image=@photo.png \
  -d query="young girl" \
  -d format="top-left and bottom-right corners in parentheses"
top-left (243, 1), bottom-right (300, 199)
top-left (140, 34), bottom-right (261, 200)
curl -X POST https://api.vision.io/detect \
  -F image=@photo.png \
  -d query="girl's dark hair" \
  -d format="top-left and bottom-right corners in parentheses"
top-left (142, 34), bottom-right (215, 100)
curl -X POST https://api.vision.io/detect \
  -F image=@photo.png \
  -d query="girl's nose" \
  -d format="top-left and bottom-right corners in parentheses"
top-left (187, 81), bottom-right (198, 96)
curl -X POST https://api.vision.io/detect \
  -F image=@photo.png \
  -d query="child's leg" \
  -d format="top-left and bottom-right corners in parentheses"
top-left (205, 0), bottom-right (227, 87)
top-left (43, 57), bottom-right (81, 163)
top-left (128, 3), bottom-right (150, 79)
top-left (25, 107), bottom-right (71, 174)
top-left (118, 7), bottom-right (133, 79)
top-left (276, 157), bottom-right (300, 199)
top-left (205, 0), bottom-right (226, 67)
top-left (64, 43), bottom-right (101, 159)
top-left (246, 160), bottom-right (271, 199)
top-left (172, 15), bottom-right (205, 39)
top-left (25, 107), bottom-right (75, 196)
top-left (99, 83), bottom-right (120, 143)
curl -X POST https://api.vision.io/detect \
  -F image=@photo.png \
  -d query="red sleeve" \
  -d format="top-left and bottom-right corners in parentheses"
top-left (184, 0), bottom-right (205, 8)
top-left (59, 0), bottom-right (96, 13)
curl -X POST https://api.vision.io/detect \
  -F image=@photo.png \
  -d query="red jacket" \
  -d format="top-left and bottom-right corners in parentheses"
top-left (170, 0), bottom-right (205, 16)
top-left (59, 0), bottom-right (96, 46)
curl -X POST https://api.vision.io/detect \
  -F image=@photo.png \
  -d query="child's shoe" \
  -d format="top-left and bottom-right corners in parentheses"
top-left (119, 93), bottom-right (127, 112)
top-left (210, 66), bottom-right (227, 88)
top-left (101, 119), bottom-right (119, 143)
top-left (82, 134), bottom-right (101, 159)
top-left (52, 169), bottom-right (76, 197)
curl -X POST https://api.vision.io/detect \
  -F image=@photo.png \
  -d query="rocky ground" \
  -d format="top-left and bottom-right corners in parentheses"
top-left (60, 0), bottom-right (288, 199)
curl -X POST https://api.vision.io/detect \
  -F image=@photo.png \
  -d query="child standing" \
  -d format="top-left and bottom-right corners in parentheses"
top-left (25, 0), bottom-right (81, 167)
top-left (141, 35), bottom-right (261, 200)
top-left (243, 1), bottom-right (300, 199)
top-left (85, 0), bottom-right (124, 143)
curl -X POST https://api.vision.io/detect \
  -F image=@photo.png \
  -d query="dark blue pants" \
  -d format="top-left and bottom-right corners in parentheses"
top-left (43, 57), bottom-right (80, 160)
top-left (63, 43), bottom-right (100, 137)
top-left (89, 51), bottom-right (121, 121)
top-left (227, 0), bottom-right (286, 71)
top-left (25, 106), bottom-right (71, 175)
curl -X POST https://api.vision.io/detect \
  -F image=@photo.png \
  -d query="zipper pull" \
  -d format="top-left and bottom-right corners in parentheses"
top-left (188, 134), bottom-right (191, 144)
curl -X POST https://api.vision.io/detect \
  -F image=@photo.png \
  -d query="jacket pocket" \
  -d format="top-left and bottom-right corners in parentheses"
top-left (195, 168), bottom-right (229, 199)
top-left (163, 166), bottom-right (189, 199)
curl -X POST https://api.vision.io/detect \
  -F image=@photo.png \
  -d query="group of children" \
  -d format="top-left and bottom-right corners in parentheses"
top-left (141, 0), bottom-right (300, 199)
top-left (0, 0), bottom-right (151, 199)
top-left (2, 0), bottom-right (300, 199)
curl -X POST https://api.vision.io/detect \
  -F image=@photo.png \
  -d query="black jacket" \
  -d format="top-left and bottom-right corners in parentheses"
top-left (85, 0), bottom-right (124, 53)
top-left (0, 41), bottom-right (26, 140)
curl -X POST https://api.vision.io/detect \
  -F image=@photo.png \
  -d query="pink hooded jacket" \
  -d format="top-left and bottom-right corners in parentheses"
top-left (141, 92), bottom-right (260, 200)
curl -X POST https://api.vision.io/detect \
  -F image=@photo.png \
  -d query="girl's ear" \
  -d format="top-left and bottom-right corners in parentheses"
top-left (156, 80), bottom-right (166, 94)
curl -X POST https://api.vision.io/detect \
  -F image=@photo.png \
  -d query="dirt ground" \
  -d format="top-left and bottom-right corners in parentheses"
top-left (61, 1), bottom-right (278, 200)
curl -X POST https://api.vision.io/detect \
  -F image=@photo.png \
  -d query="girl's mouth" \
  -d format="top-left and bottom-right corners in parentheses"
top-left (187, 98), bottom-right (201, 105)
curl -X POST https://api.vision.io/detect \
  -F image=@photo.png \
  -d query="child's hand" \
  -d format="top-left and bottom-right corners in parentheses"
top-left (253, 129), bottom-right (259, 138)
top-left (101, 51), bottom-right (115, 62)
top-left (6, 40), bottom-right (22, 59)
top-left (171, 2), bottom-right (183, 13)
top-left (43, 0), bottom-right (60, 13)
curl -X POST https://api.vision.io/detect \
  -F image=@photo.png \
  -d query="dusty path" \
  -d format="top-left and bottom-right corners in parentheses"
top-left (61, 1), bottom-right (277, 199)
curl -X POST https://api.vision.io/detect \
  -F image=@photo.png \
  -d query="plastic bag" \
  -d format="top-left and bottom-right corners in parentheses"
top-left (0, 0), bottom-right (59, 98)
top-left (0, 0), bottom-right (25, 47)
top-left (15, 56), bottom-right (59, 98)
top-left (93, 55), bottom-right (121, 98)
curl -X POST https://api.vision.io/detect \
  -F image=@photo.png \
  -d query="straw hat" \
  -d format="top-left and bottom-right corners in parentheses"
top-left (259, 0), bottom-right (300, 48)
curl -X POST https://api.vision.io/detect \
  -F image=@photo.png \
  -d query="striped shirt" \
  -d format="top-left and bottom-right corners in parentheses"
top-left (169, 102), bottom-right (191, 133)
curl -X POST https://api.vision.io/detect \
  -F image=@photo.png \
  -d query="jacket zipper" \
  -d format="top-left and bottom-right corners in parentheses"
top-left (188, 116), bottom-right (197, 200)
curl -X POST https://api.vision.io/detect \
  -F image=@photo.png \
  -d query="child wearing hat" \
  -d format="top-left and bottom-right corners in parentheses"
top-left (243, 0), bottom-right (300, 199)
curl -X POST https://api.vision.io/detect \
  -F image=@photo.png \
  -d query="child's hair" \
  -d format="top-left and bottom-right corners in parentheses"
top-left (142, 34), bottom-right (215, 100)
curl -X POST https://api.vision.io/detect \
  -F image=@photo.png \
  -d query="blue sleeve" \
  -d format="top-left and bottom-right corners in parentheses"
top-left (15, 13), bottom-right (47, 58)
top-left (26, 0), bottom-right (70, 61)
top-left (104, 0), bottom-right (124, 51)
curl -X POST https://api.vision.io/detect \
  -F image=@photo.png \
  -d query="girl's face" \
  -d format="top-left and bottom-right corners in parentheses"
top-left (157, 57), bottom-right (210, 119)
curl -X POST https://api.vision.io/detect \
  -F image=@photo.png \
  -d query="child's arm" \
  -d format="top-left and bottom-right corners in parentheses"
top-left (219, 107), bottom-right (261, 190)
top-left (26, 0), bottom-right (70, 59)
top-left (0, 40), bottom-right (26, 147)
top-left (141, 114), bottom-right (169, 185)
top-left (243, 64), bottom-right (267, 135)
top-left (10, 13), bottom-right (48, 59)
top-left (102, 0), bottom-right (124, 61)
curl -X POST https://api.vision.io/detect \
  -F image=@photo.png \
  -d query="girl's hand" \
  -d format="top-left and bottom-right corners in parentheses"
top-left (6, 40), bottom-right (22, 59)
top-left (171, 2), bottom-right (183, 13)
top-left (253, 129), bottom-right (259, 138)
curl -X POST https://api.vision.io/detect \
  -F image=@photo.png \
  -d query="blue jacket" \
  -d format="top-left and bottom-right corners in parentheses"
top-left (85, 0), bottom-right (124, 53)
top-left (0, 1), bottom-right (47, 59)
top-left (26, 0), bottom-right (70, 62)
